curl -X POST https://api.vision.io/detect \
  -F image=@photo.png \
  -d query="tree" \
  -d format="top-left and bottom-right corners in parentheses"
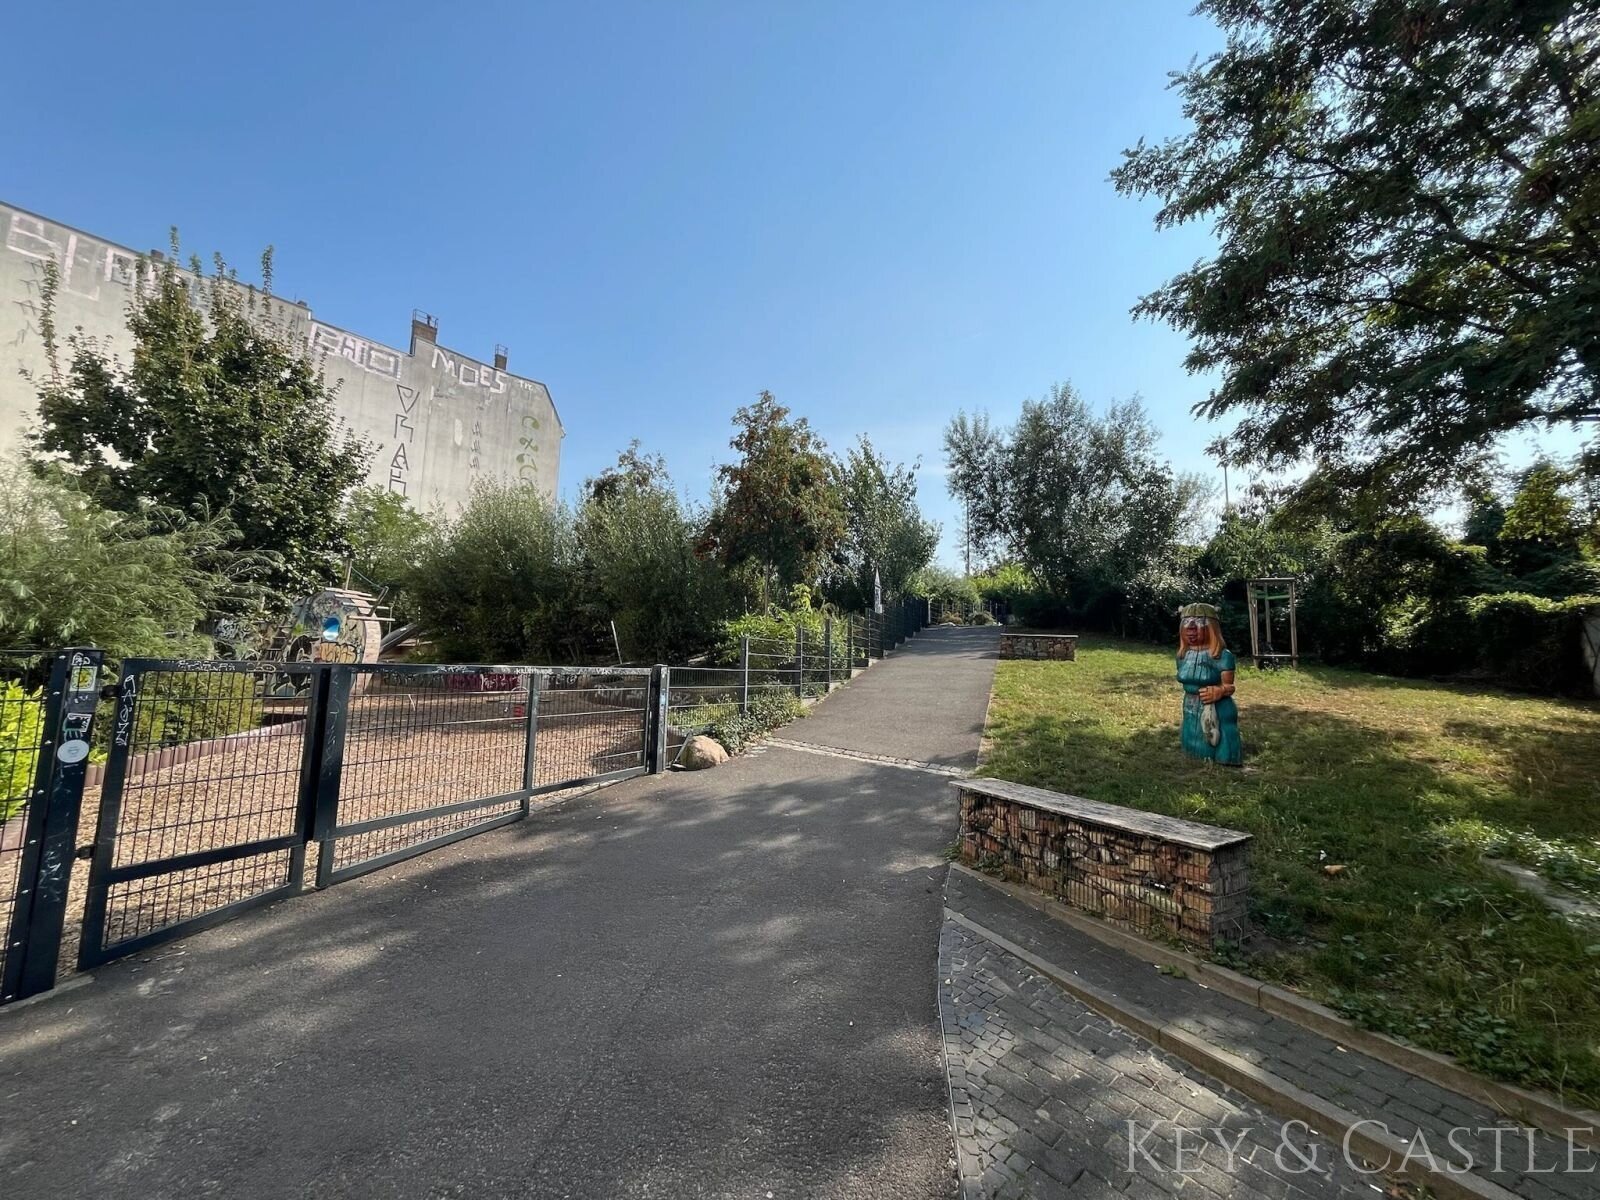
top-left (997, 385), bottom-right (1207, 612)
top-left (408, 482), bottom-right (579, 663)
top-left (942, 409), bottom-right (1006, 573)
top-left (1114, 1), bottom-right (1600, 514)
top-left (32, 242), bottom-right (370, 611)
top-left (342, 486), bottom-right (439, 622)
top-left (576, 452), bottom-right (732, 662)
top-left (704, 392), bottom-right (844, 602)
top-left (585, 440), bottom-right (670, 505)
top-left (829, 436), bottom-right (939, 611)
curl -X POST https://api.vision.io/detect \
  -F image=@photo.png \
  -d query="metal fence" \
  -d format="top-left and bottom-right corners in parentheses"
top-left (3, 601), bottom-right (929, 1006)
top-left (662, 601), bottom-right (928, 757)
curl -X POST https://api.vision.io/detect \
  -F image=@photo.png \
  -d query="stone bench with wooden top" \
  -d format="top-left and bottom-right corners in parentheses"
top-left (954, 777), bottom-right (1251, 948)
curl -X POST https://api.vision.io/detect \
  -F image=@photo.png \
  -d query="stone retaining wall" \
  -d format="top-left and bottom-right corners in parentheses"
top-left (998, 633), bottom-right (1078, 661)
top-left (955, 777), bottom-right (1251, 947)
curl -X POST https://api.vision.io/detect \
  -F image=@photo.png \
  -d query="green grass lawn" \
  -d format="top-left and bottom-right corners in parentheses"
top-left (980, 635), bottom-right (1600, 1106)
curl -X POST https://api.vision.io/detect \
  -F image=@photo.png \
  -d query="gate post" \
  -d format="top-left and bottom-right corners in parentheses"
top-left (2, 648), bottom-right (103, 1004)
top-left (740, 636), bottom-right (751, 713)
top-left (521, 670), bottom-right (541, 811)
top-left (796, 627), bottom-right (805, 696)
top-left (308, 666), bottom-right (355, 890)
top-left (824, 619), bottom-right (833, 691)
top-left (646, 665), bottom-right (669, 774)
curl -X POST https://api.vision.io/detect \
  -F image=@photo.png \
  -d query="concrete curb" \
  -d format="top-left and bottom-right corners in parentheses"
top-left (945, 906), bottom-right (1524, 1200)
top-left (0, 971), bottom-right (94, 1016)
top-left (951, 863), bottom-right (1600, 1151)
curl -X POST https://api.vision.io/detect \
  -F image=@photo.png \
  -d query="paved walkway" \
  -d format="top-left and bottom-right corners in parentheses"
top-left (943, 868), bottom-right (1592, 1200)
top-left (0, 626), bottom-right (1000, 1200)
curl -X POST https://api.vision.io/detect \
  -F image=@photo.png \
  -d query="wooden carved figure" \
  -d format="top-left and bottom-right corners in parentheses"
top-left (1177, 603), bottom-right (1242, 766)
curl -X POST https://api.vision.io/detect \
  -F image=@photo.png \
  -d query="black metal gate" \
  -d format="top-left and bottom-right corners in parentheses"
top-left (77, 660), bottom-right (322, 969)
top-left (309, 664), bottom-right (654, 886)
top-left (75, 659), bottom-right (661, 972)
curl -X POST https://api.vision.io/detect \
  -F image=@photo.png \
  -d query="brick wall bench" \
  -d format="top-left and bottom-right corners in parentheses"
top-left (954, 777), bottom-right (1251, 948)
top-left (997, 633), bottom-right (1078, 661)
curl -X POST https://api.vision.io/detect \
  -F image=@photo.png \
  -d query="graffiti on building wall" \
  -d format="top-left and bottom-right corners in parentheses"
top-left (431, 345), bottom-right (516, 395)
top-left (309, 321), bottom-right (404, 380)
top-left (5, 212), bottom-right (143, 303)
top-left (516, 413), bottom-right (540, 482)
top-left (389, 383), bottom-right (421, 497)
top-left (4, 210), bottom-right (307, 338)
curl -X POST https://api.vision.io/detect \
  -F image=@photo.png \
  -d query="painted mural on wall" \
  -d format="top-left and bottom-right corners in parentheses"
top-left (1176, 603), bottom-right (1243, 767)
top-left (0, 203), bottom-right (561, 510)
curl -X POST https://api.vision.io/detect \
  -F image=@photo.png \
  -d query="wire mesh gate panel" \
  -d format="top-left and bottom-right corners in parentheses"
top-left (78, 661), bottom-right (320, 969)
top-left (0, 657), bottom-right (49, 1000)
top-left (314, 665), bottom-right (652, 885)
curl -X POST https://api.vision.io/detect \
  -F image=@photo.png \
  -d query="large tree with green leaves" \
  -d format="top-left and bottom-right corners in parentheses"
top-left (949, 385), bottom-right (1208, 616)
top-left (829, 435), bottom-right (939, 610)
top-left (704, 392), bottom-right (845, 602)
top-left (32, 245), bottom-right (370, 611)
top-left (1114, 0), bottom-right (1600, 513)
top-left (942, 409), bottom-right (1006, 573)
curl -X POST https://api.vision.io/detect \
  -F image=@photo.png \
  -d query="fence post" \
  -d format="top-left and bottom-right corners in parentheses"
top-left (796, 627), bottom-right (805, 696)
top-left (1, 647), bottom-right (103, 1004)
top-left (309, 666), bottom-right (355, 890)
top-left (824, 619), bottom-right (833, 690)
top-left (646, 665), bottom-right (669, 774)
top-left (740, 636), bottom-right (751, 713)
top-left (521, 670), bottom-right (541, 810)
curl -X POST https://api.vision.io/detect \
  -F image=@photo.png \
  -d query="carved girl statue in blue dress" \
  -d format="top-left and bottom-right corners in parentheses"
top-left (1177, 603), bottom-right (1243, 766)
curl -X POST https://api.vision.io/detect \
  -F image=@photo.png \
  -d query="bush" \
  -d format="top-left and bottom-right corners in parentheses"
top-left (408, 482), bottom-right (581, 663)
top-left (577, 483), bottom-right (733, 662)
top-left (702, 687), bottom-right (803, 755)
top-left (1465, 592), bottom-right (1600, 694)
top-left (966, 609), bottom-right (996, 625)
top-left (0, 683), bottom-right (43, 823)
top-left (0, 465), bottom-right (236, 660)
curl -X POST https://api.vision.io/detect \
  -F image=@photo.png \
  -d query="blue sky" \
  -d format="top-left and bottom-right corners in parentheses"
top-left (4, 3), bottom-right (1575, 566)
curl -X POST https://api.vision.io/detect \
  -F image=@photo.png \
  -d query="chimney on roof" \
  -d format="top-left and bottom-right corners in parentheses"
top-left (494, 344), bottom-right (508, 371)
top-left (410, 309), bottom-right (438, 353)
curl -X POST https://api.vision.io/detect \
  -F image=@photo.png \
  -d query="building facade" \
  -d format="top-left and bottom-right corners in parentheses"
top-left (0, 202), bottom-right (561, 510)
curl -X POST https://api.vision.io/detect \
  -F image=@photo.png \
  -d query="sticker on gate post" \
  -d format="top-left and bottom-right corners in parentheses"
top-left (56, 739), bottom-right (90, 764)
top-left (69, 652), bottom-right (98, 696)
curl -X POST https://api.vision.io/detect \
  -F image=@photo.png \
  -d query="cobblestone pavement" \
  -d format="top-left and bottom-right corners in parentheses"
top-left (948, 869), bottom-right (1595, 1200)
top-left (938, 921), bottom-right (1378, 1199)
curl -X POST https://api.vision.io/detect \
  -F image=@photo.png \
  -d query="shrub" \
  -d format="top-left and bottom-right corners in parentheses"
top-left (0, 465), bottom-right (236, 659)
top-left (966, 610), bottom-right (996, 625)
top-left (1465, 592), bottom-right (1600, 694)
top-left (702, 687), bottom-right (803, 755)
top-left (408, 482), bottom-right (581, 663)
top-left (577, 482), bottom-right (733, 662)
top-left (0, 683), bottom-right (43, 824)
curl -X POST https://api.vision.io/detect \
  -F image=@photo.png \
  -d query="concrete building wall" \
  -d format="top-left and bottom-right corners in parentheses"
top-left (0, 202), bottom-right (561, 510)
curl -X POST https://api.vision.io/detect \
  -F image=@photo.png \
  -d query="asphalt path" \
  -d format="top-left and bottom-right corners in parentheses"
top-left (0, 625), bottom-right (1000, 1199)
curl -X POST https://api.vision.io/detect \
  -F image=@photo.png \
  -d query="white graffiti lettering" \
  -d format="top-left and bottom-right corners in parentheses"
top-left (431, 345), bottom-right (507, 394)
top-left (308, 321), bottom-right (403, 381)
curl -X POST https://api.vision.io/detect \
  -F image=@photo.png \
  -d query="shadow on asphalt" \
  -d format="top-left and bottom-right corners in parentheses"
top-left (1, 747), bottom-right (964, 1199)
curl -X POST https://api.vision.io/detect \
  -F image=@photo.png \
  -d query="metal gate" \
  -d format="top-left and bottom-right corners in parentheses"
top-left (76, 659), bottom-right (662, 971)
top-left (78, 660), bottom-right (322, 969)
top-left (309, 664), bottom-right (654, 886)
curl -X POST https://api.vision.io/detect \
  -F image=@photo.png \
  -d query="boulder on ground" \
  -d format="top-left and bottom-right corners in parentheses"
top-left (681, 734), bottom-right (730, 770)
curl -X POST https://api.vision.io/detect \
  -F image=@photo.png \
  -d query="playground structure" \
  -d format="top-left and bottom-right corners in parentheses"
top-left (1244, 577), bottom-right (1299, 669)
